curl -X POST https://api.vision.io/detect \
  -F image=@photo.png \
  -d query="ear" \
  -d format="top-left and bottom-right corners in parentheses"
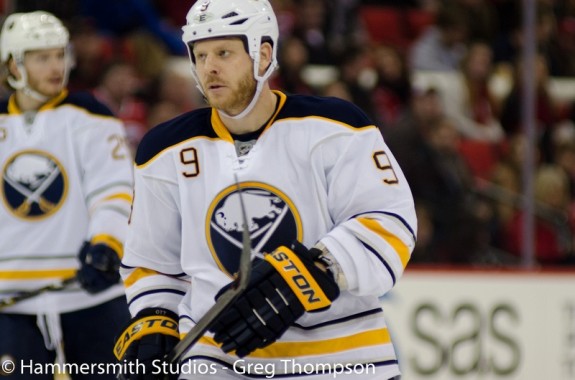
top-left (258, 42), bottom-right (273, 76)
top-left (7, 59), bottom-right (22, 80)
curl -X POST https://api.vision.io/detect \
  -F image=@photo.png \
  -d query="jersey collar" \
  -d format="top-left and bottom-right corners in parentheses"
top-left (8, 89), bottom-right (69, 114)
top-left (211, 90), bottom-right (287, 143)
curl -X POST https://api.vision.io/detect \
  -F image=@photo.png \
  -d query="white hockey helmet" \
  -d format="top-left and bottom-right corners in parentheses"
top-left (182, 0), bottom-right (279, 119)
top-left (0, 11), bottom-right (69, 64)
top-left (0, 11), bottom-right (71, 100)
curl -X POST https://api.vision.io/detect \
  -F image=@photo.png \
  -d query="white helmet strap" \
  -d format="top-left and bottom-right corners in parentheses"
top-left (7, 61), bottom-right (49, 102)
top-left (219, 48), bottom-right (277, 120)
top-left (218, 74), bottom-right (264, 120)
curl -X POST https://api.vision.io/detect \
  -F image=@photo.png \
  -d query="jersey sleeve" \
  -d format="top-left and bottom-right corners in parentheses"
top-left (119, 149), bottom-right (189, 316)
top-left (315, 125), bottom-right (417, 297)
top-left (75, 110), bottom-right (134, 251)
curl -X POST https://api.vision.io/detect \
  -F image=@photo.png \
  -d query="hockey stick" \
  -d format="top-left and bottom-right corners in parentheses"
top-left (0, 276), bottom-right (77, 309)
top-left (164, 176), bottom-right (253, 364)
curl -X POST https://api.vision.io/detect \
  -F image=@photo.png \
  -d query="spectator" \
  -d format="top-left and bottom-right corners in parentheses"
top-left (388, 96), bottom-right (484, 263)
top-left (67, 19), bottom-right (123, 91)
top-left (384, 87), bottom-right (444, 153)
top-left (503, 165), bottom-right (574, 265)
top-left (554, 143), bottom-right (575, 232)
top-left (93, 61), bottom-right (148, 154)
top-left (449, 0), bottom-right (500, 42)
top-left (338, 47), bottom-right (379, 123)
top-left (500, 53), bottom-right (562, 163)
top-left (445, 41), bottom-right (505, 179)
top-left (409, 2), bottom-right (469, 71)
top-left (79, 0), bottom-right (187, 56)
top-left (321, 79), bottom-right (354, 102)
top-left (492, 4), bottom-right (557, 74)
top-left (145, 100), bottom-right (182, 131)
top-left (146, 57), bottom-right (203, 119)
top-left (371, 44), bottom-right (413, 127)
top-left (272, 36), bottom-right (316, 95)
top-left (290, 0), bottom-right (334, 65)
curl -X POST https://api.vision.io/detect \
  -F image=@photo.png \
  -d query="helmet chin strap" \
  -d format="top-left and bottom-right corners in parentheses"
top-left (193, 51), bottom-right (277, 121)
top-left (8, 70), bottom-right (50, 103)
top-left (8, 57), bottom-right (72, 104)
top-left (217, 78), bottom-right (265, 120)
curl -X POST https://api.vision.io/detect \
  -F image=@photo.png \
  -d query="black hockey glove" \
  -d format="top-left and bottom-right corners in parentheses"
top-left (77, 241), bottom-right (121, 294)
top-left (208, 241), bottom-right (340, 357)
top-left (113, 308), bottom-right (179, 380)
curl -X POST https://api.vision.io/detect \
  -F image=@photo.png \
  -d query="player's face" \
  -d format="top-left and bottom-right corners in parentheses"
top-left (193, 38), bottom-right (256, 115)
top-left (22, 48), bottom-right (67, 97)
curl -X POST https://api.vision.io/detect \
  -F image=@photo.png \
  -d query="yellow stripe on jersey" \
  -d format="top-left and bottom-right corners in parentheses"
top-left (197, 328), bottom-right (391, 358)
top-left (124, 267), bottom-right (160, 287)
top-left (103, 192), bottom-right (133, 203)
top-left (0, 268), bottom-right (76, 280)
top-left (91, 234), bottom-right (124, 258)
top-left (357, 217), bottom-right (410, 268)
top-left (277, 116), bottom-right (378, 133)
top-left (135, 135), bottom-right (222, 169)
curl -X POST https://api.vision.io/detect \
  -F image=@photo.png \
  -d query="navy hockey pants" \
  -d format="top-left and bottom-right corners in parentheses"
top-left (0, 296), bottom-right (130, 379)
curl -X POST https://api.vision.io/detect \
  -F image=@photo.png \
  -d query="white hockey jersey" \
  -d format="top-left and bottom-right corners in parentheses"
top-left (0, 90), bottom-right (133, 314)
top-left (122, 91), bottom-right (417, 378)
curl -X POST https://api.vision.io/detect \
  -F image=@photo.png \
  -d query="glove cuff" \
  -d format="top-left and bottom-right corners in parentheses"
top-left (264, 246), bottom-right (339, 312)
top-left (90, 234), bottom-right (123, 258)
top-left (114, 308), bottom-right (179, 360)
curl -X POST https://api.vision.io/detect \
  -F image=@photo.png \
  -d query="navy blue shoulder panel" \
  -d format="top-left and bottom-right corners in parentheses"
top-left (0, 99), bottom-right (8, 114)
top-left (136, 107), bottom-right (215, 166)
top-left (278, 94), bottom-right (374, 128)
top-left (62, 91), bottom-right (115, 117)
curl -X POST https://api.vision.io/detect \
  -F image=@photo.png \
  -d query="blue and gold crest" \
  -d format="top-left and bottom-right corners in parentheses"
top-left (2, 150), bottom-right (67, 220)
top-left (206, 182), bottom-right (302, 277)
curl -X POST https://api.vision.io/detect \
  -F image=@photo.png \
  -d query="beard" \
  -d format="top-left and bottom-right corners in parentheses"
top-left (205, 72), bottom-right (257, 116)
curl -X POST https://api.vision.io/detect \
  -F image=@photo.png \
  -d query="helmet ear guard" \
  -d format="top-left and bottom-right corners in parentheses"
top-left (182, 0), bottom-right (279, 119)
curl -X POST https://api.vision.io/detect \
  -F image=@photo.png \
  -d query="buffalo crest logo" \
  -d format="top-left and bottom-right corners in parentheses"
top-left (2, 150), bottom-right (67, 220)
top-left (207, 182), bottom-right (302, 277)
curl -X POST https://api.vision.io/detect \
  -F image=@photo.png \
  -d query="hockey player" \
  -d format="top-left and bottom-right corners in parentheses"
top-left (115, 0), bottom-right (416, 379)
top-left (0, 11), bottom-right (133, 379)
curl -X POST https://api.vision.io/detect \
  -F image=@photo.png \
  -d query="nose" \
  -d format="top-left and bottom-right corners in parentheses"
top-left (203, 54), bottom-right (220, 75)
top-left (49, 56), bottom-right (66, 74)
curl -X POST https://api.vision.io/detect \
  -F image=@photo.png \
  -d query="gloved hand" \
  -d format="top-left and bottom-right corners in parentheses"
top-left (114, 308), bottom-right (180, 380)
top-left (208, 241), bottom-right (340, 357)
top-left (77, 241), bottom-right (121, 294)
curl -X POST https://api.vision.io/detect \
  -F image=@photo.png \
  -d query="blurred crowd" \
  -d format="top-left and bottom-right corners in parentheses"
top-left (2, 0), bottom-right (575, 267)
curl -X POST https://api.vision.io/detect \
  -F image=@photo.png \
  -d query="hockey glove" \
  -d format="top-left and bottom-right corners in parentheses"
top-left (77, 241), bottom-right (121, 294)
top-left (208, 241), bottom-right (340, 357)
top-left (113, 308), bottom-right (179, 380)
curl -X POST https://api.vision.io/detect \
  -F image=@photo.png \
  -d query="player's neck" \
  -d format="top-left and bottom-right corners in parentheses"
top-left (15, 90), bottom-right (45, 112)
top-left (220, 87), bottom-right (277, 135)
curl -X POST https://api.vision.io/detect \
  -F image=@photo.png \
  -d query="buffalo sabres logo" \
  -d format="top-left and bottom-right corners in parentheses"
top-left (1, 150), bottom-right (67, 220)
top-left (207, 182), bottom-right (302, 277)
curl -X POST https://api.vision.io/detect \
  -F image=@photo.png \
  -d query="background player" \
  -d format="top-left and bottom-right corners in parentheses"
top-left (0, 11), bottom-right (133, 379)
top-left (115, 0), bottom-right (416, 379)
